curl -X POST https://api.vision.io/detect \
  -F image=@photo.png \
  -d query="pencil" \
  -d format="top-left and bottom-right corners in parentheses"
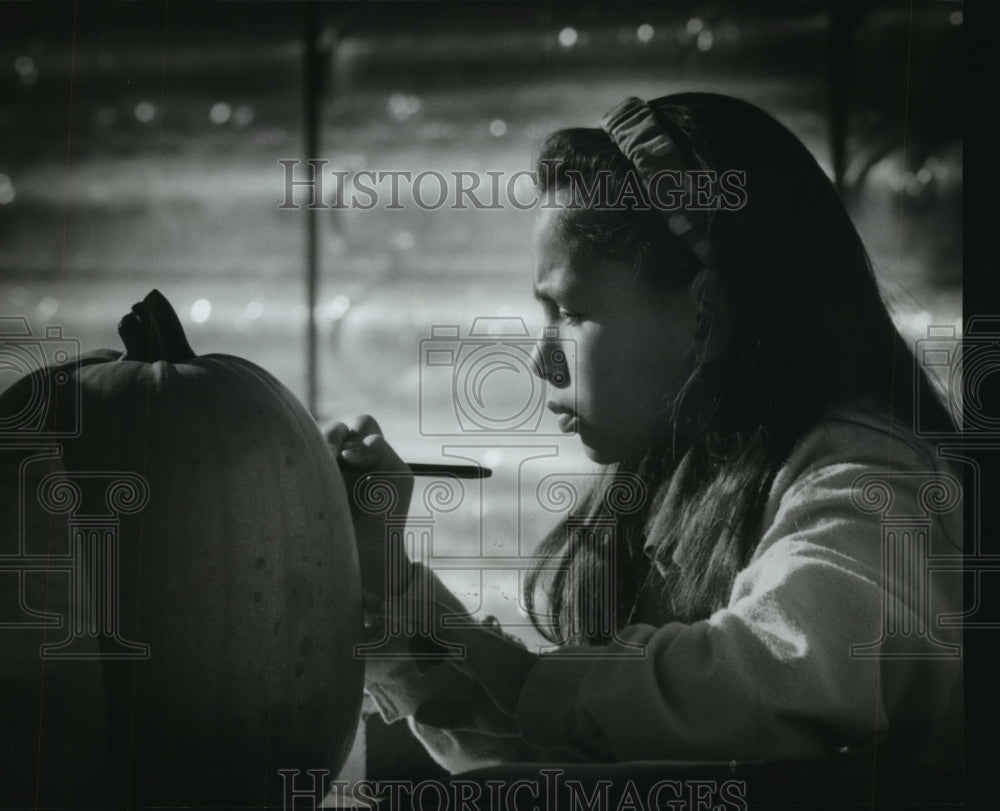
top-left (334, 429), bottom-right (491, 478)
top-left (407, 463), bottom-right (492, 479)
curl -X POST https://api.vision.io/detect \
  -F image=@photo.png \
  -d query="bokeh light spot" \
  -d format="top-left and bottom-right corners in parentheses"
top-left (387, 93), bottom-right (421, 122)
top-left (483, 450), bottom-right (504, 469)
top-left (37, 297), bottom-right (58, 320)
top-left (190, 299), bottom-right (212, 324)
top-left (14, 56), bottom-right (38, 86)
top-left (210, 102), bottom-right (232, 125)
top-left (134, 101), bottom-right (156, 123)
top-left (558, 27), bottom-right (578, 48)
top-left (325, 295), bottom-right (351, 321)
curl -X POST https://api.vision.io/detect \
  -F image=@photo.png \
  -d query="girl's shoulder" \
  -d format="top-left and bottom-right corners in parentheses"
top-left (758, 397), bottom-right (958, 547)
top-left (770, 397), bottom-right (945, 496)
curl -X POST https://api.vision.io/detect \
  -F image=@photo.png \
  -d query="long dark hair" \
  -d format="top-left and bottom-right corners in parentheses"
top-left (523, 92), bottom-right (956, 645)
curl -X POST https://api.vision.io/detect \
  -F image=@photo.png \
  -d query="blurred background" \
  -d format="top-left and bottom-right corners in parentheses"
top-left (0, 0), bottom-right (963, 630)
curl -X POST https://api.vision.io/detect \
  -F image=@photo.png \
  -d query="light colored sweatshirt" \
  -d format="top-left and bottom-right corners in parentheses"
top-left (365, 403), bottom-right (963, 773)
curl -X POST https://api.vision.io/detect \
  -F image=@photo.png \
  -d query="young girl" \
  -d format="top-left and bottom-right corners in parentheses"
top-left (327, 92), bottom-right (963, 776)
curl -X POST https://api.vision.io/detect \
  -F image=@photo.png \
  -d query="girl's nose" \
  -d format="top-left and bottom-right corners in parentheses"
top-left (530, 325), bottom-right (570, 388)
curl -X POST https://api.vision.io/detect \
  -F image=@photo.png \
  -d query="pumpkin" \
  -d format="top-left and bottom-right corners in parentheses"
top-left (0, 290), bottom-right (364, 806)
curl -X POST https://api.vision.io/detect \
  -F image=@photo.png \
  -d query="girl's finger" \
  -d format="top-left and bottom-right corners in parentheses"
top-left (324, 422), bottom-right (351, 452)
top-left (351, 414), bottom-right (383, 439)
top-left (338, 432), bottom-right (388, 470)
top-left (354, 432), bottom-right (391, 464)
top-left (362, 610), bottom-right (380, 631)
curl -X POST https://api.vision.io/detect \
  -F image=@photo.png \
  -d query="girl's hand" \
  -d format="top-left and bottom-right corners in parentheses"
top-left (410, 622), bottom-right (539, 738)
top-left (325, 414), bottom-right (414, 597)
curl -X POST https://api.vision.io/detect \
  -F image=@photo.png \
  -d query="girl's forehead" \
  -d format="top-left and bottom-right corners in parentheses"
top-left (533, 205), bottom-right (588, 257)
top-left (533, 204), bottom-right (566, 238)
top-left (533, 207), bottom-right (586, 273)
top-left (533, 224), bottom-right (636, 300)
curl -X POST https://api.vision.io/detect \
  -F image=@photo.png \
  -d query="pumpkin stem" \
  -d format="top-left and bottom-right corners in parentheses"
top-left (118, 290), bottom-right (197, 362)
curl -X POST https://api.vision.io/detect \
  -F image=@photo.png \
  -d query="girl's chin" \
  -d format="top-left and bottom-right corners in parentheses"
top-left (579, 437), bottom-right (623, 465)
top-left (577, 428), bottom-right (651, 465)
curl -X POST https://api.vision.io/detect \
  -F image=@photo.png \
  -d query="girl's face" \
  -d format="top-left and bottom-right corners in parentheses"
top-left (532, 206), bottom-right (703, 464)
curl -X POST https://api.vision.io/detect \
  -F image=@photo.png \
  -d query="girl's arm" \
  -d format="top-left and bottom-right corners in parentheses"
top-left (326, 416), bottom-right (542, 772)
top-left (515, 415), bottom-right (963, 767)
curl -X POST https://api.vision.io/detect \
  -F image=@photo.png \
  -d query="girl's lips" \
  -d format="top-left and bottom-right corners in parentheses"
top-left (557, 412), bottom-right (578, 434)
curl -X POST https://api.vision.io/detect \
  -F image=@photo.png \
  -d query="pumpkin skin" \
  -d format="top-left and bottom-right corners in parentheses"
top-left (1, 291), bottom-right (364, 806)
top-left (0, 442), bottom-right (110, 807)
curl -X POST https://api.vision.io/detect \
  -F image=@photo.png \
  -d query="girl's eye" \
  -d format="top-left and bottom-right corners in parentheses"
top-left (559, 309), bottom-right (583, 326)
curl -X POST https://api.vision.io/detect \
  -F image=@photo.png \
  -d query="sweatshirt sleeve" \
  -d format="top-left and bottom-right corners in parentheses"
top-left (362, 561), bottom-right (542, 772)
top-left (362, 561), bottom-right (472, 724)
top-left (516, 417), bottom-right (964, 766)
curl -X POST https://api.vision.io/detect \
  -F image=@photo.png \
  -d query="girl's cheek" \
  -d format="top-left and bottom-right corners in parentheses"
top-left (572, 336), bottom-right (598, 385)
top-left (561, 329), bottom-right (582, 370)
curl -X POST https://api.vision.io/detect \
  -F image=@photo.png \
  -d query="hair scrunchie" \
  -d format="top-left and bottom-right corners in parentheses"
top-left (601, 96), bottom-right (711, 265)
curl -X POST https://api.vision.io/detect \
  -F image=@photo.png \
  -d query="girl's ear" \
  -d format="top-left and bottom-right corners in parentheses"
top-left (690, 267), bottom-right (728, 362)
